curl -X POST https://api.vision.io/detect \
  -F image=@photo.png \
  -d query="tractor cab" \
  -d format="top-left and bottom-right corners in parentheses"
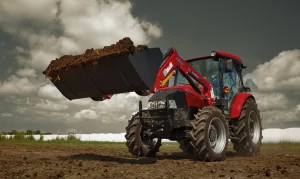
top-left (173, 51), bottom-right (248, 114)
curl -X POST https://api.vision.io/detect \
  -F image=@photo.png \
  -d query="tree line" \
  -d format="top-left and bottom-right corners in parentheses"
top-left (0, 130), bottom-right (53, 135)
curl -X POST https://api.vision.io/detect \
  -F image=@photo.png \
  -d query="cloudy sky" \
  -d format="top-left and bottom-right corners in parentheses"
top-left (0, 0), bottom-right (300, 133)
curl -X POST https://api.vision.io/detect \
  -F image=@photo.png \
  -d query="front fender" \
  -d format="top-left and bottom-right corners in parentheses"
top-left (229, 92), bottom-right (255, 119)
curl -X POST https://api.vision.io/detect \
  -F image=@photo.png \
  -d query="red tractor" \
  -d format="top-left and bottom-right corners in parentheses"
top-left (46, 46), bottom-right (262, 162)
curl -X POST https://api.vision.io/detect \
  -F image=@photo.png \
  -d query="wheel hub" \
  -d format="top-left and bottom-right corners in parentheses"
top-left (208, 117), bottom-right (227, 154)
top-left (249, 121), bottom-right (254, 136)
top-left (209, 126), bottom-right (217, 146)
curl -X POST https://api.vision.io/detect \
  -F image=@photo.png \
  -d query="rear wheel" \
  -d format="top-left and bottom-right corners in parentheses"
top-left (125, 113), bottom-right (161, 157)
top-left (189, 106), bottom-right (229, 162)
top-left (231, 98), bottom-right (262, 156)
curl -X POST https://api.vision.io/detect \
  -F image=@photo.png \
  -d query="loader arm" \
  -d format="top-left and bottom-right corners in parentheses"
top-left (102, 47), bottom-right (213, 102)
top-left (151, 47), bottom-right (212, 102)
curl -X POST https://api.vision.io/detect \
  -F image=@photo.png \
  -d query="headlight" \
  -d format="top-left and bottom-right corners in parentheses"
top-left (157, 100), bottom-right (166, 108)
top-left (211, 51), bottom-right (217, 57)
top-left (168, 100), bottom-right (177, 108)
top-left (148, 100), bottom-right (177, 109)
top-left (148, 101), bottom-right (156, 109)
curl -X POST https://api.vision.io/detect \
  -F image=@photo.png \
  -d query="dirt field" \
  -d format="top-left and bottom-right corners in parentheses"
top-left (0, 141), bottom-right (300, 179)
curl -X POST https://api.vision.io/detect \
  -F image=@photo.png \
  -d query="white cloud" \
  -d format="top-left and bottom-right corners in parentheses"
top-left (90, 92), bottom-right (150, 123)
top-left (296, 105), bottom-right (300, 112)
top-left (261, 109), bottom-right (300, 123)
top-left (244, 49), bottom-right (300, 92)
top-left (0, 75), bottom-right (38, 95)
top-left (58, 0), bottom-right (161, 50)
top-left (74, 109), bottom-right (99, 120)
top-left (64, 98), bottom-right (95, 106)
top-left (16, 68), bottom-right (37, 78)
top-left (37, 84), bottom-right (64, 100)
top-left (254, 92), bottom-right (288, 112)
top-left (16, 107), bottom-right (26, 114)
top-left (15, 46), bottom-right (26, 53)
top-left (1, 113), bottom-right (12, 117)
top-left (28, 49), bottom-right (60, 71)
top-left (141, 21), bottom-right (162, 38)
top-left (93, 92), bottom-right (141, 109)
top-left (35, 99), bottom-right (68, 111)
top-left (0, 0), bottom-right (57, 23)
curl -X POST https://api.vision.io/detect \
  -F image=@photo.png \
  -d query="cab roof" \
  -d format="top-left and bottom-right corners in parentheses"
top-left (186, 51), bottom-right (243, 65)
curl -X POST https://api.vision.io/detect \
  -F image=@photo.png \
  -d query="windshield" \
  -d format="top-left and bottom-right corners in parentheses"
top-left (174, 58), bottom-right (219, 86)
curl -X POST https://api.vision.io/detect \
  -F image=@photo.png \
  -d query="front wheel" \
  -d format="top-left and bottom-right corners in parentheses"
top-left (231, 98), bottom-right (262, 156)
top-left (124, 113), bottom-right (161, 157)
top-left (189, 106), bottom-right (229, 162)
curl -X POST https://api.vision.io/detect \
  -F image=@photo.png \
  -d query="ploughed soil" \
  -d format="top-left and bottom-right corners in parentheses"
top-left (43, 37), bottom-right (148, 79)
top-left (1, 142), bottom-right (300, 179)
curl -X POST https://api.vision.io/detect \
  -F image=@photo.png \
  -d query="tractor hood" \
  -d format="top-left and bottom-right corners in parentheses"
top-left (148, 87), bottom-right (187, 109)
top-left (148, 85), bottom-right (204, 109)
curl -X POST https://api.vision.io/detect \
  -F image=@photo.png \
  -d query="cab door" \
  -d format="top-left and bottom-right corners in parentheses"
top-left (221, 60), bottom-right (243, 114)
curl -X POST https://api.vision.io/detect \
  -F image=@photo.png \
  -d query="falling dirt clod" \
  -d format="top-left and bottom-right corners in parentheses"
top-left (43, 37), bottom-right (148, 78)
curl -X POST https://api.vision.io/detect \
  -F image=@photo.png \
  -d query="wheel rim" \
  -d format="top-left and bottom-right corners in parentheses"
top-left (208, 117), bottom-right (226, 154)
top-left (248, 110), bottom-right (260, 144)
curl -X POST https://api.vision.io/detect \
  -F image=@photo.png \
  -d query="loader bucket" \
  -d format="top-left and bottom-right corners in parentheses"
top-left (47, 48), bottom-right (164, 100)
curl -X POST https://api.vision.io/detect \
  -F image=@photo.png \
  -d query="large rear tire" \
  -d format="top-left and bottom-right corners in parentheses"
top-left (125, 113), bottom-right (161, 157)
top-left (231, 98), bottom-right (262, 156)
top-left (189, 106), bottom-right (229, 162)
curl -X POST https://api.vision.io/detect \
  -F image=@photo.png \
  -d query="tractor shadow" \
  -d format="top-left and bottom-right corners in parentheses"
top-left (64, 151), bottom-right (241, 165)
top-left (65, 153), bottom-right (158, 165)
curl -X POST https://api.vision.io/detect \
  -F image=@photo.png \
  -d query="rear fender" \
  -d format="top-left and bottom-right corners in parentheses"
top-left (229, 92), bottom-right (255, 119)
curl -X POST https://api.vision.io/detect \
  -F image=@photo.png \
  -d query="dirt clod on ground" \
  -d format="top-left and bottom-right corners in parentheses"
top-left (276, 165), bottom-right (282, 170)
top-left (265, 168), bottom-right (271, 176)
top-left (43, 37), bottom-right (148, 79)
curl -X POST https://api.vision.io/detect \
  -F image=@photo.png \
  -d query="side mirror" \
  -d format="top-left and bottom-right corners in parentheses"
top-left (225, 59), bottom-right (233, 72)
top-left (245, 78), bottom-right (258, 91)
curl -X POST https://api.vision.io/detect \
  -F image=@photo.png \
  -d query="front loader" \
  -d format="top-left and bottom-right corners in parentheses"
top-left (44, 42), bottom-right (262, 162)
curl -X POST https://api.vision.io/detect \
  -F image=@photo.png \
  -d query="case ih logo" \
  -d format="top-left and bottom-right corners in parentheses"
top-left (163, 62), bottom-right (173, 76)
top-left (176, 57), bottom-right (183, 66)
